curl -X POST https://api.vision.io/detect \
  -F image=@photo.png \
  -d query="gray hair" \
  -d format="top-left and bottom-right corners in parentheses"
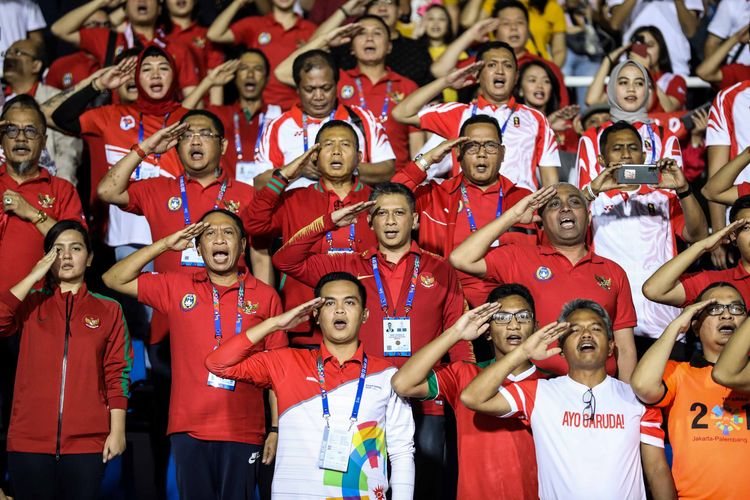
top-left (558, 299), bottom-right (614, 340)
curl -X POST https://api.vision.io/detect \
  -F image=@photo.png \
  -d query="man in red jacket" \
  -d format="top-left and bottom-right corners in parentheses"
top-left (272, 182), bottom-right (471, 499)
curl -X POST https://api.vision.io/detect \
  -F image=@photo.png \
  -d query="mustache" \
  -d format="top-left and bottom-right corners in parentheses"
top-left (3, 58), bottom-right (20, 74)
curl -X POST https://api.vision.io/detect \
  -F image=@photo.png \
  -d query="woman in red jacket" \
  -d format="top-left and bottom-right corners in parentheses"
top-left (0, 220), bottom-right (132, 500)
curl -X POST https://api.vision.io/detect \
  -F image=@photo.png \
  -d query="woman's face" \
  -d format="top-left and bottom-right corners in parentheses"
top-left (165, 0), bottom-right (195, 17)
top-left (50, 230), bottom-right (92, 284)
top-left (520, 65), bottom-right (551, 110)
top-left (635, 30), bottom-right (660, 70)
top-left (138, 55), bottom-right (174, 100)
top-left (614, 63), bottom-right (647, 112)
top-left (423, 8), bottom-right (450, 42)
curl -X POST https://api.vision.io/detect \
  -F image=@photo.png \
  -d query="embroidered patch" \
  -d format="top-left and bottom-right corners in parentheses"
top-left (83, 316), bottom-right (100, 329)
top-left (223, 200), bottom-right (240, 213)
top-left (120, 115), bottom-right (136, 131)
top-left (595, 275), bottom-right (612, 290)
top-left (167, 196), bottom-right (182, 211)
top-left (241, 301), bottom-right (259, 315)
top-left (258, 32), bottom-right (271, 45)
top-left (38, 194), bottom-right (55, 208)
top-left (535, 266), bottom-right (553, 281)
top-left (181, 293), bottom-right (197, 311)
top-left (341, 85), bottom-right (355, 99)
top-left (419, 272), bottom-right (436, 289)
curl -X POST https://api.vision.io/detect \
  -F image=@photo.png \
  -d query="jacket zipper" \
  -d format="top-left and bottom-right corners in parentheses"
top-left (56, 293), bottom-right (74, 461)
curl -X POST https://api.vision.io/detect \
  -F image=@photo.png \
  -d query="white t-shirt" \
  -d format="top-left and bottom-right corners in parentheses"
top-left (606, 0), bottom-right (703, 76)
top-left (500, 375), bottom-right (664, 500)
top-left (706, 81), bottom-right (750, 184)
top-left (707, 0), bottom-right (750, 66)
top-left (0, 0), bottom-right (46, 77)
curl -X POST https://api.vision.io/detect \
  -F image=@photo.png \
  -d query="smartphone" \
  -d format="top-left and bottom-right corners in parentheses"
top-left (616, 164), bottom-right (659, 185)
top-left (630, 42), bottom-right (648, 59)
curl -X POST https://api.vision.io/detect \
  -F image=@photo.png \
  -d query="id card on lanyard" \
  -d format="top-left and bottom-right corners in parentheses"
top-left (234, 109), bottom-right (267, 185)
top-left (179, 176), bottom-right (229, 267)
top-left (317, 354), bottom-right (367, 472)
top-left (459, 183), bottom-right (503, 247)
top-left (206, 277), bottom-right (245, 391)
top-left (371, 255), bottom-right (420, 356)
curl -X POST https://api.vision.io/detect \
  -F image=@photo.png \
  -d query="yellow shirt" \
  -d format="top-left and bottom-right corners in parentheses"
top-left (482, 0), bottom-right (566, 61)
top-left (428, 45), bottom-right (469, 102)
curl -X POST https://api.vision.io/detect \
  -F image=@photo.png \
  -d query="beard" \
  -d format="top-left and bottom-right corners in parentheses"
top-left (8, 159), bottom-right (34, 176)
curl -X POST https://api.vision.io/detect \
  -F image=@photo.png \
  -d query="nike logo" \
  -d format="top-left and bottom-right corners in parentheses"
top-left (357, 275), bottom-right (374, 280)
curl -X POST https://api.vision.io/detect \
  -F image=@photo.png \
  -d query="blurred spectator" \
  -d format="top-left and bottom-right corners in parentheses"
top-left (45, 9), bottom-right (107, 91)
top-left (563, 0), bottom-right (607, 104)
top-left (0, 0), bottom-right (46, 78)
top-left (704, 0), bottom-right (750, 67)
top-left (629, 26), bottom-right (686, 113)
top-left (696, 25), bottom-right (750, 89)
top-left (418, 3), bottom-right (466, 103)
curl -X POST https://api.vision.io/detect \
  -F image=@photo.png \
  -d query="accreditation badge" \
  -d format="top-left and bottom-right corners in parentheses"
top-left (181, 246), bottom-right (205, 267)
top-left (318, 424), bottom-right (353, 472)
top-left (235, 161), bottom-right (266, 185)
top-left (383, 317), bottom-right (411, 356)
top-left (207, 371), bottom-right (236, 391)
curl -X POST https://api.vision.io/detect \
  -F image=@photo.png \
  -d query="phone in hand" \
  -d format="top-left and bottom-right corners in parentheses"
top-left (616, 164), bottom-right (659, 185)
top-left (630, 42), bottom-right (648, 59)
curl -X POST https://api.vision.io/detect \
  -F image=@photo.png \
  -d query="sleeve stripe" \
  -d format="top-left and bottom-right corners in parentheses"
top-left (640, 433), bottom-right (665, 448)
top-left (498, 386), bottom-right (520, 418)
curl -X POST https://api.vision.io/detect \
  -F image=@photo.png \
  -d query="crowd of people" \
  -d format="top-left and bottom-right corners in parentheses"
top-left (0, 0), bottom-right (750, 499)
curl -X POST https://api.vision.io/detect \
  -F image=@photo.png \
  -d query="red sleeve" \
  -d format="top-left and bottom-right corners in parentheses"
top-left (45, 60), bottom-right (65, 89)
top-left (168, 42), bottom-right (200, 88)
top-left (678, 270), bottom-right (714, 306)
top-left (204, 331), bottom-right (280, 388)
top-left (483, 244), bottom-right (516, 284)
top-left (666, 75), bottom-right (687, 108)
top-left (77, 28), bottom-right (109, 65)
top-left (499, 378), bottom-right (539, 419)
top-left (244, 172), bottom-right (287, 238)
top-left (444, 267), bottom-right (473, 362)
top-left (720, 64), bottom-right (750, 90)
top-left (260, 291), bottom-right (288, 350)
top-left (391, 161), bottom-right (427, 191)
top-left (206, 41), bottom-right (224, 70)
top-left (79, 107), bottom-right (105, 137)
top-left (611, 263), bottom-right (637, 331)
top-left (0, 291), bottom-right (24, 337)
top-left (431, 362), bottom-right (462, 407)
top-left (668, 195), bottom-right (686, 241)
top-left (417, 103), bottom-right (465, 138)
top-left (738, 182), bottom-right (750, 197)
top-left (136, 272), bottom-right (173, 313)
top-left (55, 181), bottom-right (87, 228)
top-left (103, 300), bottom-right (133, 410)
top-left (680, 141), bottom-right (707, 182)
top-left (122, 179), bottom-right (155, 215)
top-left (640, 406), bottom-right (665, 447)
top-left (229, 17), bottom-right (258, 46)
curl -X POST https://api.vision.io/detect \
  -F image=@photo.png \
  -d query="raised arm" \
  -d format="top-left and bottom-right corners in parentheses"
top-left (607, 0), bottom-right (637, 31)
top-left (9, 249), bottom-right (58, 302)
top-left (430, 19), bottom-right (498, 78)
top-left (654, 158), bottom-right (708, 242)
top-left (206, 0), bottom-right (249, 44)
top-left (712, 310), bottom-right (750, 391)
top-left (459, 0), bottom-right (489, 29)
top-left (309, 0), bottom-right (368, 40)
top-left (584, 44), bottom-right (630, 106)
top-left (182, 59), bottom-right (240, 110)
top-left (51, 0), bottom-right (118, 45)
top-left (696, 26), bottom-right (750, 84)
top-left (674, 0), bottom-right (699, 39)
top-left (707, 145), bottom-right (732, 268)
top-left (449, 187), bottom-right (556, 277)
top-left (702, 147), bottom-right (750, 205)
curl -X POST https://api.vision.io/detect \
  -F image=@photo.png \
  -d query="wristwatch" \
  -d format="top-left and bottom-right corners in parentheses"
top-left (414, 153), bottom-right (430, 171)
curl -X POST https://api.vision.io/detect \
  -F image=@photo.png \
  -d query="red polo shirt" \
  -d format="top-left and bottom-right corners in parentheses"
top-left (0, 166), bottom-right (85, 293)
top-left (229, 14), bottom-right (317, 109)
top-left (164, 22), bottom-right (223, 79)
top-left (393, 162), bottom-right (536, 306)
top-left (246, 172), bottom-right (377, 343)
top-left (78, 27), bottom-right (200, 91)
top-left (679, 263), bottom-right (750, 307)
top-left (45, 51), bottom-right (100, 90)
top-left (720, 64), bottom-right (750, 90)
top-left (338, 68), bottom-right (418, 170)
top-left (272, 213), bottom-right (471, 414)
top-left (137, 269), bottom-right (287, 444)
top-left (485, 243), bottom-right (636, 376)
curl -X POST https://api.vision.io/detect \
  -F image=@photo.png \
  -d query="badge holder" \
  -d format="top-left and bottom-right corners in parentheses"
top-left (181, 246), bottom-right (205, 267)
top-left (207, 370), bottom-right (236, 391)
top-left (318, 418), bottom-right (353, 472)
top-left (383, 317), bottom-right (412, 357)
top-left (236, 161), bottom-right (265, 185)
top-left (327, 248), bottom-right (355, 255)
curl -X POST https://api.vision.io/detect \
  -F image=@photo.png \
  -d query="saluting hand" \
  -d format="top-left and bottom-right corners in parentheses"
top-left (467, 18), bottom-right (501, 44)
top-left (27, 248), bottom-right (59, 283)
top-left (451, 302), bottom-right (501, 341)
top-left (280, 144), bottom-right (320, 182)
top-left (669, 299), bottom-right (717, 334)
top-left (521, 322), bottom-right (570, 361)
top-left (324, 23), bottom-right (364, 49)
top-left (445, 61), bottom-right (484, 90)
top-left (140, 122), bottom-right (190, 156)
top-left (702, 218), bottom-right (747, 253)
top-left (331, 201), bottom-right (376, 227)
top-left (97, 56), bottom-right (137, 91)
top-left (162, 222), bottom-right (208, 252)
top-left (509, 186), bottom-right (556, 224)
top-left (206, 59), bottom-right (241, 87)
top-left (421, 136), bottom-right (470, 169)
top-left (273, 298), bottom-right (326, 331)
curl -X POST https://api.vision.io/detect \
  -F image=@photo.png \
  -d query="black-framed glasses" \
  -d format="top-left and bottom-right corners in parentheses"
top-left (492, 310), bottom-right (533, 324)
top-left (178, 130), bottom-right (222, 142)
top-left (582, 388), bottom-right (596, 422)
top-left (704, 303), bottom-right (747, 317)
top-left (2, 124), bottom-right (40, 140)
top-left (461, 140), bottom-right (501, 155)
top-left (2, 48), bottom-right (37, 59)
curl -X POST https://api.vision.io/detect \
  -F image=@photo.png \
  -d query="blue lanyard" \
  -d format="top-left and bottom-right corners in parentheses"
top-left (317, 353), bottom-right (368, 425)
top-left (302, 110), bottom-right (337, 152)
top-left (211, 276), bottom-right (245, 345)
top-left (354, 78), bottom-right (392, 122)
top-left (136, 112), bottom-right (170, 179)
top-left (459, 183), bottom-right (503, 232)
top-left (326, 223), bottom-right (356, 251)
top-left (371, 255), bottom-right (420, 316)
top-left (233, 109), bottom-right (265, 161)
top-left (469, 103), bottom-right (516, 134)
top-left (645, 124), bottom-right (656, 164)
top-left (178, 176), bottom-right (228, 226)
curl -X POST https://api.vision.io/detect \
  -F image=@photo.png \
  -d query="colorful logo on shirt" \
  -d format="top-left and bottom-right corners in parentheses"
top-left (323, 420), bottom-right (386, 498)
top-left (711, 405), bottom-right (745, 435)
top-left (241, 301), bottom-right (259, 315)
top-left (513, 116), bottom-right (520, 128)
top-left (120, 115), bottom-right (136, 131)
top-left (83, 316), bottom-right (100, 329)
top-left (167, 196), bottom-right (182, 211)
top-left (223, 200), bottom-right (240, 213)
top-left (62, 72), bottom-right (73, 89)
top-left (535, 266), bottom-right (553, 281)
top-left (389, 91), bottom-right (405, 104)
top-left (595, 275), bottom-right (612, 290)
top-left (258, 32), bottom-right (271, 45)
top-left (419, 272), bottom-right (436, 289)
top-left (37, 194), bottom-right (55, 208)
top-left (181, 293), bottom-right (197, 311)
top-left (341, 85), bottom-right (355, 99)
top-left (193, 36), bottom-right (206, 49)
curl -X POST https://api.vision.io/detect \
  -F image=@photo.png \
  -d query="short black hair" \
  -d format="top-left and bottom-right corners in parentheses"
top-left (369, 182), bottom-right (416, 212)
top-left (599, 120), bottom-right (642, 153)
top-left (180, 109), bottom-right (225, 138)
top-left (459, 114), bottom-right (503, 143)
top-left (475, 41), bottom-right (517, 70)
top-left (237, 47), bottom-right (270, 76)
top-left (355, 14), bottom-right (391, 36)
top-left (729, 195), bottom-right (750, 223)
top-left (292, 50), bottom-right (339, 87)
top-left (696, 281), bottom-right (742, 303)
top-left (44, 219), bottom-right (91, 253)
top-left (195, 209), bottom-right (246, 245)
top-left (1, 94), bottom-right (47, 133)
top-left (314, 272), bottom-right (367, 305)
top-left (492, 0), bottom-right (529, 21)
top-left (487, 284), bottom-right (536, 317)
top-left (114, 47), bottom-right (141, 65)
top-left (315, 119), bottom-right (360, 151)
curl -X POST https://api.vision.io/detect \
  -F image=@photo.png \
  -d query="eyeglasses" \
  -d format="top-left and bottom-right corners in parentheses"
top-left (2, 48), bottom-right (37, 59)
top-left (461, 141), bottom-right (501, 155)
top-left (2, 124), bottom-right (41, 140)
top-left (370, 0), bottom-right (395, 5)
top-left (704, 303), bottom-right (747, 317)
top-left (82, 21), bottom-right (111, 29)
top-left (582, 388), bottom-right (596, 422)
top-left (178, 130), bottom-right (222, 142)
top-left (491, 310), bottom-right (533, 324)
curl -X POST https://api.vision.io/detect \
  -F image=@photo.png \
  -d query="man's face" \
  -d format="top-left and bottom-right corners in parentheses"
top-left (126, 0), bottom-right (160, 26)
top-left (316, 126), bottom-right (361, 182)
top-left (693, 286), bottom-right (747, 359)
top-left (561, 308), bottom-right (614, 370)
top-left (1, 107), bottom-right (45, 174)
top-left (138, 55), bottom-right (174, 100)
top-left (177, 115), bottom-right (227, 174)
top-left (541, 184), bottom-right (588, 246)
top-left (197, 212), bottom-right (246, 273)
top-left (236, 52), bottom-right (268, 101)
top-left (273, 0), bottom-right (296, 11)
top-left (495, 7), bottom-right (529, 53)
top-left (601, 129), bottom-right (644, 167)
top-left (368, 193), bottom-right (417, 250)
top-left (459, 122), bottom-right (505, 187)
top-left (488, 294), bottom-right (535, 356)
top-left (478, 48), bottom-right (517, 103)
top-left (351, 18), bottom-right (391, 64)
top-left (165, 0), bottom-right (195, 17)
top-left (315, 280), bottom-right (368, 346)
top-left (3, 40), bottom-right (41, 82)
top-left (50, 229), bottom-right (93, 284)
top-left (366, 0), bottom-right (399, 30)
top-left (583, 111), bottom-right (610, 131)
top-left (298, 66), bottom-right (337, 118)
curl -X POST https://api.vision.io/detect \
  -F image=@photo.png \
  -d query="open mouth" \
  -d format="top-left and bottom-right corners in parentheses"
top-left (126, 81), bottom-right (138, 93)
top-left (559, 216), bottom-right (575, 229)
top-left (136, 3), bottom-right (148, 14)
top-left (718, 323), bottom-right (736, 335)
top-left (363, 43), bottom-right (377, 54)
top-left (212, 249), bottom-right (229, 264)
top-left (533, 91), bottom-right (546, 100)
top-left (175, 0), bottom-right (188, 8)
top-left (244, 81), bottom-right (257, 93)
top-left (383, 230), bottom-right (399, 239)
top-left (190, 148), bottom-right (204, 161)
top-left (508, 35), bottom-right (520, 44)
top-left (330, 160), bottom-right (343, 169)
top-left (492, 76), bottom-right (507, 89)
top-left (333, 319), bottom-right (348, 330)
top-left (149, 82), bottom-right (164, 94)
top-left (505, 334), bottom-right (522, 345)
top-left (61, 263), bottom-right (74, 270)
top-left (474, 164), bottom-right (488, 173)
top-left (624, 95), bottom-right (637, 103)
top-left (11, 144), bottom-right (31, 154)
top-left (577, 341), bottom-right (596, 352)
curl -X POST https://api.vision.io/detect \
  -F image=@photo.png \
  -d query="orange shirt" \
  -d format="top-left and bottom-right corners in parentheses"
top-left (655, 356), bottom-right (750, 499)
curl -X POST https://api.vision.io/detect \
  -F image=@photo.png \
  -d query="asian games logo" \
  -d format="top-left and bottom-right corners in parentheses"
top-left (535, 266), bottom-right (553, 281)
top-left (181, 293), bottom-right (197, 311)
top-left (120, 115), bottom-right (136, 131)
top-left (711, 405), bottom-right (745, 435)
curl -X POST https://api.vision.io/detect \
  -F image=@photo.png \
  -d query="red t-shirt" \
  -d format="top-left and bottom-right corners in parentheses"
top-left (720, 63), bottom-right (750, 90)
top-left (0, 166), bottom-right (86, 292)
top-left (137, 270), bottom-right (287, 444)
top-left (651, 72), bottom-right (688, 113)
top-left (164, 22), bottom-right (223, 79)
top-left (679, 263), bottom-right (750, 307)
top-left (484, 243), bottom-right (637, 375)
top-left (229, 14), bottom-right (317, 109)
top-left (45, 51), bottom-right (100, 90)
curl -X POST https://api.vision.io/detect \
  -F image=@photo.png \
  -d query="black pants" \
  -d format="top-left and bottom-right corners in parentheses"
top-left (7, 452), bottom-right (104, 500)
top-left (413, 413), bottom-right (446, 500)
top-left (170, 433), bottom-right (262, 500)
